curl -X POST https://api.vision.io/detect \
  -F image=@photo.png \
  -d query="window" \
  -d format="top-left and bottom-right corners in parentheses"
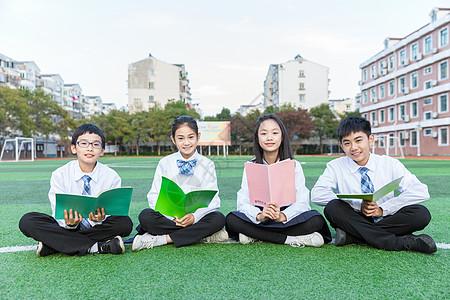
top-left (371, 88), bottom-right (376, 102)
top-left (399, 77), bottom-right (406, 93)
top-left (299, 70), bottom-right (305, 77)
top-left (148, 69), bottom-right (154, 76)
top-left (399, 49), bottom-right (406, 65)
top-left (388, 55), bottom-right (395, 70)
top-left (379, 60), bottom-right (386, 75)
top-left (345, 104), bottom-right (351, 111)
top-left (411, 101), bottom-right (418, 118)
top-left (424, 36), bottom-right (432, 54)
top-left (389, 133), bottom-right (395, 147)
top-left (379, 84), bottom-right (385, 99)
top-left (439, 127), bottom-right (449, 146)
top-left (389, 80), bottom-right (395, 96)
top-left (363, 113), bottom-right (368, 120)
top-left (399, 132), bottom-right (406, 147)
top-left (440, 27), bottom-right (448, 47)
top-left (399, 104), bottom-right (406, 121)
top-left (379, 135), bottom-right (385, 148)
top-left (424, 129), bottom-right (432, 136)
top-left (149, 82), bottom-right (155, 89)
top-left (363, 69), bottom-right (368, 81)
top-left (388, 107), bottom-right (395, 122)
top-left (424, 80), bottom-right (432, 89)
top-left (424, 66), bottom-right (432, 75)
top-left (439, 94), bottom-right (448, 113)
top-left (363, 91), bottom-right (368, 104)
top-left (148, 95), bottom-right (154, 102)
top-left (411, 43), bottom-right (418, 60)
top-left (424, 111), bottom-right (432, 120)
top-left (411, 72), bottom-right (418, 89)
top-left (371, 112), bottom-right (376, 125)
top-left (299, 82), bottom-right (305, 90)
top-left (379, 109), bottom-right (385, 123)
top-left (424, 97), bottom-right (432, 105)
top-left (299, 94), bottom-right (305, 102)
top-left (410, 131), bottom-right (418, 147)
top-left (371, 65), bottom-right (376, 78)
top-left (439, 61), bottom-right (448, 80)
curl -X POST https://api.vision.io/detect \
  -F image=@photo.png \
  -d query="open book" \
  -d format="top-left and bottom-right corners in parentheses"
top-left (54, 187), bottom-right (133, 219)
top-left (336, 176), bottom-right (403, 202)
top-left (245, 159), bottom-right (296, 207)
top-left (155, 176), bottom-right (217, 218)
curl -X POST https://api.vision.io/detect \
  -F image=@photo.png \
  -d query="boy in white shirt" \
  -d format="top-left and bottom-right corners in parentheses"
top-left (311, 117), bottom-right (436, 254)
top-left (19, 124), bottom-right (133, 256)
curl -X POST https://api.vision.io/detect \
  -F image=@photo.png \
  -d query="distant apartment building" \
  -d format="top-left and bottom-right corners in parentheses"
top-left (18, 61), bottom-right (40, 91)
top-left (0, 53), bottom-right (20, 89)
top-left (360, 7), bottom-right (450, 156)
top-left (128, 54), bottom-right (192, 114)
top-left (329, 98), bottom-right (357, 116)
top-left (264, 55), bottom-right (329, 110)
top-left (102, 103), bottom-right (117, 114)
top-left (84, 96), bottom-right (103, 117)
top-left (39, 74), bottom-right (64, 106)
top-left (63, 84), bottom-right (83, 119)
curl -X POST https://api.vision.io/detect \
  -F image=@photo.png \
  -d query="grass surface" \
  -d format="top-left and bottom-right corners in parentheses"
top-left (0, 156), bottom-right (449, 299)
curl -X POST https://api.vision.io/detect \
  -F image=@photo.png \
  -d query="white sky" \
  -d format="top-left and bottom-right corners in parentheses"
top-left (1, 0), bottom-right (449, 116)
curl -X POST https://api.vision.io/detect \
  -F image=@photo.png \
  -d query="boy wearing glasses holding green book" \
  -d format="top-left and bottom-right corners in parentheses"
top-left (19, 124), bottom-right (133, 257)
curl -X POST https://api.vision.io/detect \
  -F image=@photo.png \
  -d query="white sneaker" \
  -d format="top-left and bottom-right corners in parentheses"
top-left (201, 229), bottom-right (229, 243)
top-left (132, 233), bottom-right (157, 251)
top-left (289, 232), bottom-right (324, 248)
top-left (239, 233), bottom-right (259, 245)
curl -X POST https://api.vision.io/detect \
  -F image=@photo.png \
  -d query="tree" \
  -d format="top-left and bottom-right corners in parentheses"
top-left (230, 114), bottom-right (253, 156)
top-left (339, 109), bottom-right (361, 119)
top-left (215, 107), bottom-right (231, 120)
top-left (310, 103), bottom-right (340, 154)
top-left (0, 86), bottom-right (33, 137)
top-left (276, 108), bottom-right (314, 141)
top-left (147, 104), bottom-right (171, 155)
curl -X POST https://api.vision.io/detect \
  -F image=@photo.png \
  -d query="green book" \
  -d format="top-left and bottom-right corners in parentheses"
top-left (54, 187), bottom-right (133, 219)
top-left (155, 176), bottom-right (217, 218)
top-left (336, 176), bottom-right (403, 202)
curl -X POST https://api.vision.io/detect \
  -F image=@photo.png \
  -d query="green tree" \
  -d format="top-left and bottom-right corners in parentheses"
top-left (339, 109), bottom-right (361, 119)
top-left (0, 86), bottom-right (33, 137)
top-left (309, 103), bottom-right (340, 154)
top-left (215, 107), bottom-right (231, 120)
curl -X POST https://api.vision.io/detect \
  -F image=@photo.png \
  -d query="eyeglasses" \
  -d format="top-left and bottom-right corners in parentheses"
top-left (76, 140), bottom-right (103, 149)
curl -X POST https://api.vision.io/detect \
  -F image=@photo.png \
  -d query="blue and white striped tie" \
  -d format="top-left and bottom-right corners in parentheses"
top-left (359, 167), bottom-right (383, 223)
top-left (79, 175), bottom-right (92, 230)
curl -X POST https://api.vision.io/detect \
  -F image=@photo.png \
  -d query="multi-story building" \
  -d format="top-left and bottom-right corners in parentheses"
top-left (264, 55), bottom-right (330, 110)
top-left (127, 54), bottom-right (192, 114)
top-left (102, 103), bottom-right (117, 114)
top-left (63, 84), bottom-right (83, 119)
top-left (360, 7), bottom-right (450, 156)
top-left (39, 74), bottom-right (64, 106)
top-left (329, 98), bottom-right (357, 116)
top-left (84, 96), bottom-right (103, 117)
top-left (17, 61), bottom-right (40, 91)
top-left (0, 53), bottom-right (20, 89)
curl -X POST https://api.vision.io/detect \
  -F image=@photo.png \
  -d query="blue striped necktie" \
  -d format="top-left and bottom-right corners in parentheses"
top-left (177, 159), bottom-right (197, 175)
top-left (79, 175), bottom-right (92, 230)
top-left (359, 167), bottom-right (383, 223)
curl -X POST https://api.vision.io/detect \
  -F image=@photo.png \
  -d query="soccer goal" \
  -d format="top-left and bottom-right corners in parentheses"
top-left (0, 137), bottom-right (35, 162)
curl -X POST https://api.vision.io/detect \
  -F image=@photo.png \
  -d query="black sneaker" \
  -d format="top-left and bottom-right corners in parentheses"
top-left (335, 228), bottom-right (348, 246)
top-left (98, 236), bottom-right (125, 254)
top-left (402, 234), bottom-right (437, 254)
top-left (36, 241), bottom-right (57, 257)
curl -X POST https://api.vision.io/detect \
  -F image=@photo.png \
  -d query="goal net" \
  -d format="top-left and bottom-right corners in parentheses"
top-left (0, 137), bottom-right (35, 162)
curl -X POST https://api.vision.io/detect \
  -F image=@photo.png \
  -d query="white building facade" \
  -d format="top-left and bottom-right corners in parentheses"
top-left (18, 61), bottom-right (40, 91)
top-left (128, 54), bottom-right (191, 114)
top-left (264, 55), bottom-right (330, 110)
top-left (0, 54), bottom-right (20, 89)
top-left (360, 7), bottom-right (450, 156)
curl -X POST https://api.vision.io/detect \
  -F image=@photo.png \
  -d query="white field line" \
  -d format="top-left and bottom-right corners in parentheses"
top-left (0, 241), bottom-right (449, 253)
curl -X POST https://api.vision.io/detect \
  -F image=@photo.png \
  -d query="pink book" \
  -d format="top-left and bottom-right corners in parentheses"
top-left (244, 159), bottom-right (296, 207)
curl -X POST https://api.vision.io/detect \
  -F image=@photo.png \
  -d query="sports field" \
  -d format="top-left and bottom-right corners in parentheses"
top-left (0, 156), bottom-right (449, 299)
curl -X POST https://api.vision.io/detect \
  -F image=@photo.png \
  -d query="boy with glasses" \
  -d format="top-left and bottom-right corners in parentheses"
top-left (19, 124), bottom-right (133, 256)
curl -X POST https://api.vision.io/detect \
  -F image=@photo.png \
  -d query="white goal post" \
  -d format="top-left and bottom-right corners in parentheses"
top-left (0, 137), bottom-right (35, 162)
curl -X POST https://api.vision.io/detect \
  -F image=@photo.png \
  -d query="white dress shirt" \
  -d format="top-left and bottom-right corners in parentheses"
top-left (311, 153), bottom-right (429, 216)
top-left (147, 151), bottom-right (220, 223)
top-left (48, 160), bottom-right (121, 228)
top-left (236, 159), bottom-right (311, 224)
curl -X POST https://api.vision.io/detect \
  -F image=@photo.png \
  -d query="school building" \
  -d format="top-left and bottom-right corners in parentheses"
top-left (360, 7), bottom-right (450, 156)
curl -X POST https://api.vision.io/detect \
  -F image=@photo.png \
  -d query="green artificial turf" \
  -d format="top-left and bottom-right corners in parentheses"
top-left (0, 156), bottom-right (449, 299)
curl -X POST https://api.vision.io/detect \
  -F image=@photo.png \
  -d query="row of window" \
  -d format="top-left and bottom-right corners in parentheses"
top-left (362, 61), bottom-right (448, 104)
top-left (363, 94), bottom-right (449, 124)
top-left (374, 127), bottom-right (449, 148)
top-left (362, 26), bottom-right (448, 81)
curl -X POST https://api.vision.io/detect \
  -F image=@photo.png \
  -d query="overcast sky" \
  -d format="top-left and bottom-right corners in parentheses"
top-left (1, 0), bottom-right (449, 116)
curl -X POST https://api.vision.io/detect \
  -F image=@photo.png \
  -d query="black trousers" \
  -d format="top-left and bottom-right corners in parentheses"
top-left (137, 209), bottom-right (225, 247)
top-left (19, 212), bottom-right (133, 256)
top-left (324, 200), bottom-right (431, 251)
top-left (225, 212), bottom-right (330, 244)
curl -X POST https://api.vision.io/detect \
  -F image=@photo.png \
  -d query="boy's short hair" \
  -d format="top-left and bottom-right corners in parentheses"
top-left (337, 117), bottom-right (371, 142)
top-left (71, 124), bottom-right (106, 149)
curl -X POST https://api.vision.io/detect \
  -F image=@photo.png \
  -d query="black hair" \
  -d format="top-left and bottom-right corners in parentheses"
top-left (171, 116), bottom-right (198, 137)
top-left (71, 123), bottom-right (106, 149)
top-left (337, 117), bottom-right (371, 142)
top-left (253, 114), bottom-right (293, 164)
